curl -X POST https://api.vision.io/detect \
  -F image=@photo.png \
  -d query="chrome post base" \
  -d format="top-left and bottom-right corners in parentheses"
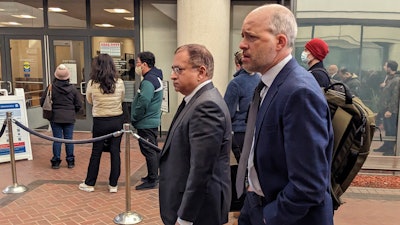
top-left (2, 184), bottom-right (28, 194)
top-left (114, 211), bottom-right (143, 224)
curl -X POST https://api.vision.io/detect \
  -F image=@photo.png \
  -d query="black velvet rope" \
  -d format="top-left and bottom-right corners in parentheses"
top-left (0, 120), bottom-right (6, 138)
top-left (131, 131), bottom-right (161, 152)
top-left (13, 119), bottom-right (123, 144)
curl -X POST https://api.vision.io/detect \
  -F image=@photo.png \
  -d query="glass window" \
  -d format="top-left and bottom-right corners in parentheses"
top-left (10, 39), bottom-right (43, 108)
top-left (91, 0), bottom-right (134, 30)
top-left (48, 0), bottom-right (86, 28)
top-left (230, 1), bottom-right (283, 73)
top-left (91, 36), bottom-right (135, 77)
top-left (0, 0), bottom-right (43, 27)
top-left (296, 0), bottom-right (400, 157)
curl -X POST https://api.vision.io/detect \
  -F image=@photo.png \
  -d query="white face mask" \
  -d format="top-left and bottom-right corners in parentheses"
top-left (135, 66), bottom-right (142, 76)
top-left (301, 51), bottom-right (310, 64)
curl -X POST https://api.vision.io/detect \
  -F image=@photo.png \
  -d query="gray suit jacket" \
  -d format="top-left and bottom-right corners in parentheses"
top-left (159, 82), bottom-right (232, 225)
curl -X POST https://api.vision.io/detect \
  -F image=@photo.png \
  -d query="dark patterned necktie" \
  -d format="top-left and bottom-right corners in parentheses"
top-left (170, 99), bottom-right (186, 126)
top-left (235, 81), bottom-right (265, 197)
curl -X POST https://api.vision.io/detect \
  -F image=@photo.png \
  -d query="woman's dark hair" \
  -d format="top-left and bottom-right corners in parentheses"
top-left (90, 54), bottom-right (117, 94)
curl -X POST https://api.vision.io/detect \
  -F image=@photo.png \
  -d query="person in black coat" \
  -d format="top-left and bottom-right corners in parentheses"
top-left (40, 64), bottom-right (82, 169)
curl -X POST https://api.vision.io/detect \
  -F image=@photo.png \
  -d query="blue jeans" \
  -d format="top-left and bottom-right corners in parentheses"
top-left (50, 122), bottom-right (75, 162)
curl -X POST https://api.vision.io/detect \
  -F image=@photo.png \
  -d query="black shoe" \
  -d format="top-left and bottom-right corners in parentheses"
top-left (141, 176), bottom-right (159, 183)
top-left (51, 159), bottom-right (62, 169)
top-left (67, 160), bottom-right (75, 169)
top-left (141, 176), bottom-right (149, 182)
top-left (135, 181), bottom-right (157, 190)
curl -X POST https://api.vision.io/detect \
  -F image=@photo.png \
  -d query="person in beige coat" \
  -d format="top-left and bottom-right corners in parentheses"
top-left (79, 53), bottom-right (125, 193)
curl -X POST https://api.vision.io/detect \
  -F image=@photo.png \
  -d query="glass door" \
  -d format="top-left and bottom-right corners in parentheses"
top-left (0, 36), bottom-right (6, 94)
top-left (48, 36), bottom-right (92, 131)
top-left (2, 36), bottom-right (47, 129)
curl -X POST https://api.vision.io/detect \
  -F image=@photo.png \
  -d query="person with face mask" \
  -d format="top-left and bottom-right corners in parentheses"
top-left (131, 51), bottom-right (163, 190)
top-left (301, 38), bottom-right (331, 88)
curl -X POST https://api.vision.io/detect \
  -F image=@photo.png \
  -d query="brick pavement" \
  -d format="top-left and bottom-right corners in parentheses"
top-left (0, 131), bottom-right (399, 224)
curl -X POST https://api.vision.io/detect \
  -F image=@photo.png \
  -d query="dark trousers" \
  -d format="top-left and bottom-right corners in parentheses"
top-left (137, 128), bottom-right (159, 181)
top-left (85, 114), bottom-right (124, 187)
top-left (238, 192), bottom-right (266, 225)
top-left (383, 113), bottom-right (398, 149)
top-left (232, 132), bottom-right (245, 163)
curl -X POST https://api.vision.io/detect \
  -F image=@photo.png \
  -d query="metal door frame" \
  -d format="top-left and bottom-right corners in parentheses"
top-left (1, 35), bottom-right (45, 95)
top-left (48, 35), bottom-right (92, 131)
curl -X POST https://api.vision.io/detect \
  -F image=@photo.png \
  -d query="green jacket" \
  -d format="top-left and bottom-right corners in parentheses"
top-left (131, 71), bottom-right (163, 129)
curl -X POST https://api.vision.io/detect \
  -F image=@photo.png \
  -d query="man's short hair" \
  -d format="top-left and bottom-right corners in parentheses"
top-left (175, 44), bottom-right (214, 78)
top-left (386, 60), bottom-right (398, 72)
top-left (138, 51), bottom-right (155, 68)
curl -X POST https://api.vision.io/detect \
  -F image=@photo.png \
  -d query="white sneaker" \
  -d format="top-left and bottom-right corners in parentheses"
top-left (79, 182), bottom-right (94, 192)
top-left (108, 185), bottom-right (118, 193)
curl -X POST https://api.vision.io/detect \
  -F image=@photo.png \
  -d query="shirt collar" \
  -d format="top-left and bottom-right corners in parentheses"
top-left (184, 80), bottom-right (212, 103)
top-left (260, 54), bottom-right (292, 87)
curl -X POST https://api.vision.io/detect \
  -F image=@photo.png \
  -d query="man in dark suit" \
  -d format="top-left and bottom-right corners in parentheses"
top-left (159, 44), bottom-right (232, 225)
top-left (236, 4), bottom-right (334, 225)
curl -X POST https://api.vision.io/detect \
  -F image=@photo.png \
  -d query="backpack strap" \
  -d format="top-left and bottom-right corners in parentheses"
top-left (311, 67), bottom-right (331, 82)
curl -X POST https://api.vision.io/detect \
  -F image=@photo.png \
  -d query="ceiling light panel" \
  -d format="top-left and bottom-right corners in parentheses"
top-left (104, 8), bottom-right (130, 14)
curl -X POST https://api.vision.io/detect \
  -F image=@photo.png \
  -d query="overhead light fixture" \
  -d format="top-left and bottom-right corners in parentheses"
top-left (48, 7), bottom-right (67, 12)
top-left (0, 9), bottom-right (5, 11)
top-left (1, 22), bottom-right (22, 26)
top-left (104, 8), bottom-right (130, 14)
top-left (12, 15), bottom-right (37, 19)
top-left (95, 23), bottom-right (115, 28)
top-left (123, 17), bottom-right (135, 21)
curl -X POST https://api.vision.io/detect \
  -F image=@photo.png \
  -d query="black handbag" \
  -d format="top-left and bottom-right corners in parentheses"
top-left (103, 138), bottom-right (111, 152)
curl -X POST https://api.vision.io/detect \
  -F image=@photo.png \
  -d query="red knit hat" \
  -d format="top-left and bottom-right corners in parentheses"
top-left (305, 38), bottom-right (329, 61)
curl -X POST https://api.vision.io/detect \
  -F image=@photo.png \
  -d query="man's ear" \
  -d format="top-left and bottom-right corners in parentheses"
top-left (197, 66), bottom-right (207, 80)
top-left (276, 34), bottom-right (287, 50)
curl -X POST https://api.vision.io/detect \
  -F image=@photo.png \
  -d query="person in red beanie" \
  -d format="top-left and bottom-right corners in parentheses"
top-left (301, 38), bottom-right (331, 88)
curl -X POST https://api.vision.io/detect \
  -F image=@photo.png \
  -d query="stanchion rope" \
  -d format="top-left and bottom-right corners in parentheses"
top-left (13, 119), bottom-right (123, 144)
top-left (130, 131), bottom-right (161, 152)
top-left (0, 120), bottom-right (6, 138)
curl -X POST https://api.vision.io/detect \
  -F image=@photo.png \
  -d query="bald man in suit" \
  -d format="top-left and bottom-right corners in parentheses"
top-left (159, 44), bottom-right (232, 225)
top-left (236, 4), bottom-right (334, 225)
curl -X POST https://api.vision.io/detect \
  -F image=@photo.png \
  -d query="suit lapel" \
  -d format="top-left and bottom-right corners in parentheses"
top-left (254, 58), bottom-right (297, 144)
top-left (161, 82), bottom-right (215, 156)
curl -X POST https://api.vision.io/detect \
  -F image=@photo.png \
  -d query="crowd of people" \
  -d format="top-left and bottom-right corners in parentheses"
top-left (40, 3), bottom-right (399, 225)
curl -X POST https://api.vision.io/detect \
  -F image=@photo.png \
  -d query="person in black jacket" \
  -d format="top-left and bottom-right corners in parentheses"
top-left (40, 64), bottom-right (83, 169)
top-left (301, 38), bottom-right (331, 88)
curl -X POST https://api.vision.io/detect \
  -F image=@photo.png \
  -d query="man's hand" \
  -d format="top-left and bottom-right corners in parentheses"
top-left (384, 111), bottom-right (392, 118)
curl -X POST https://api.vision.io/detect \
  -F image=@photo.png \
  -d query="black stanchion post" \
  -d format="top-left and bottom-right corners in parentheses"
top-left (3, 112), bottom-right (28, 194)
top-left (114, 123), bottom-right (143, 224)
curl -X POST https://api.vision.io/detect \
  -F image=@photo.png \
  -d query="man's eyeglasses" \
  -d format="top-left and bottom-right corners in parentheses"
top-left (171, 66), bottom-right (186, 75)
top-left (171, 66), bottom-right (200, 75)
